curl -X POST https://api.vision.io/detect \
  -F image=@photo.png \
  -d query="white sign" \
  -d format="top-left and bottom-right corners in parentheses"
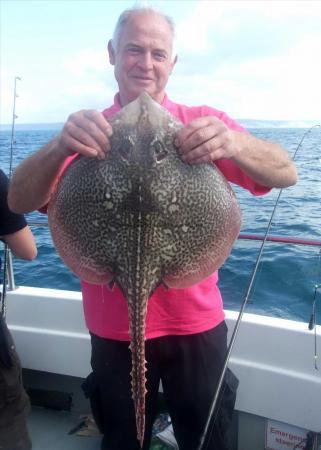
top-left (265, 419), bottom-right (308, 450)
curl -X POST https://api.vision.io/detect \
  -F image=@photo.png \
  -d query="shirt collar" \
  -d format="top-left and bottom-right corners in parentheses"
top-left (113, 92), bottom-right (171, 110)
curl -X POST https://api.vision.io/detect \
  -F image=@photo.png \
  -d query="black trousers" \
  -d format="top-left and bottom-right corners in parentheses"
top-left (0, 315), bottom-right (32, 450)
top-left (85, 321), bottom-right (237, 450)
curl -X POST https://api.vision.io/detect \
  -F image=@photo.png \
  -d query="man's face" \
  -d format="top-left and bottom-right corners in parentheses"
top-left (108, 12), bottom-right (177, 106)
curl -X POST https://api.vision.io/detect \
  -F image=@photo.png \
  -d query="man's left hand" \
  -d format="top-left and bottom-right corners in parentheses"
top-left (174, 116), bottom-right (236, 164)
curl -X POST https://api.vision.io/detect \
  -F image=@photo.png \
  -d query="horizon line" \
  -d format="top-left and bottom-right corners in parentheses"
top-left (1, 118), bottom-right (320, 127)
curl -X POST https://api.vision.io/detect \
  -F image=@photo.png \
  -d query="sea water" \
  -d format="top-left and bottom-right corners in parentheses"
top-left (0, 126), bottom-right (320, 324)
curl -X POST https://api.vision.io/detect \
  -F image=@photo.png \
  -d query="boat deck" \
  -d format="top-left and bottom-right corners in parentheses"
top-left (27, 404), bottom-right (175, 450)
top-left (28, 407), bottom-right (101, 450)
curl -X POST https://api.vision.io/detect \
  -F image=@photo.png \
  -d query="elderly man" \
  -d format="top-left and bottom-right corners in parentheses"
top-left (8, 6), bottom-right (297, 450)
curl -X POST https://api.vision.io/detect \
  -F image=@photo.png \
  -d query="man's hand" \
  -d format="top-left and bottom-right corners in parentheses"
top-left (8, 110), bottom-right (113, 214)
top-left (174, 115), bottom-right (297, 188)
top-left (175, 116), bottom-right (236, 164)
top-left (57, 110), bottom-right (113, 160)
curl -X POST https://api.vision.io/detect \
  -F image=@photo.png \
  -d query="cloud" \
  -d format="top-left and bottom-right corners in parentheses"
top-left (175, 3), bottom-right (224, 54)
top-left (1, 48), bottom-right (117, 123)
top-left (168, 30), bottom-right (321, 121)
top-left (63, 48), bottom-right (108, 76)
top-left (173, 0), bottom-right (321, 60)
top-left (166, 1), bottom-right (321, 121)
top-left (1, 0), bottom-right (321, 123)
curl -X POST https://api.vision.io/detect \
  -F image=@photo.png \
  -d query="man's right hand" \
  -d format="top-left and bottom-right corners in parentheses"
top-left (8, 109), bottom-right (114, 214)
top-left (57, 110), bottom-right (113, 160)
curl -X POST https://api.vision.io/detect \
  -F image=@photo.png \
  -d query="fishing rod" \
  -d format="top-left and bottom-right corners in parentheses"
top-left (309, 284), bottom-right (320, 371)
top-left (197, 123), bottom-right (321, 450)
top-left (1, 76), bottom-right (21, 319)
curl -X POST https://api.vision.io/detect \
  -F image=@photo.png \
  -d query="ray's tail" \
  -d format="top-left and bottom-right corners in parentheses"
top-left (128, 296), bottom-right (148, 447)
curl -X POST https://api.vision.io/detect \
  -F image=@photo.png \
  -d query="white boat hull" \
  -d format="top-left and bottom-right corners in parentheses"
top-left (6, 285), bottom-right (321, 433)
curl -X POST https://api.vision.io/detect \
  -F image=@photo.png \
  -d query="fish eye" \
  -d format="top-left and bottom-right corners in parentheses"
top-left (119, 136), bottom-right (134, 162)
top-left (153, 140), bottom-right (168, 163)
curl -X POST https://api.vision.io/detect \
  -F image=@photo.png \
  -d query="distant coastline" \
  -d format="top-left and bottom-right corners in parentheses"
top-left (239, 119), bottom-right (320, 129)
top-left (0, 119), bottom-right (319, 131)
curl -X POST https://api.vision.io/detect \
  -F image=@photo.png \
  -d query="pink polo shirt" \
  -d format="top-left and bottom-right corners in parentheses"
top-left (62, 94), bottom-right (270, 341)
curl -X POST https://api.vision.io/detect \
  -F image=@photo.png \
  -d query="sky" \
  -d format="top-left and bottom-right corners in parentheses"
top-left (1, 0), bottom-right (321, 124)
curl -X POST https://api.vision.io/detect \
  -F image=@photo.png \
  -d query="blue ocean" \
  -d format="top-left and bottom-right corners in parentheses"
top-left (0, 125), bottom-right (320, 324)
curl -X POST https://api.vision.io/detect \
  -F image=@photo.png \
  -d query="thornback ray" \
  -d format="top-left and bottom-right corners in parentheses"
top-left (47, 91), bottom-right (242, 446)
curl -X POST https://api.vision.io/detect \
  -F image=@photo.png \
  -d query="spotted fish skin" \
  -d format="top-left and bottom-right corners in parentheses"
top-left (48, 92), bottom-right (242, 446)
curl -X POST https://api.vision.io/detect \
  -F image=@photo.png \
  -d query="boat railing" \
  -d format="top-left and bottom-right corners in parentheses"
top-left (3, 219), bottom-right (321, 292)
top-left (6, 250), bottom-right (16, 291)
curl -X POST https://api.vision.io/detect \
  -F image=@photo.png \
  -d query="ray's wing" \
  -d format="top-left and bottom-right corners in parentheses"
top-left (149, 162), bottom-right (242, 289)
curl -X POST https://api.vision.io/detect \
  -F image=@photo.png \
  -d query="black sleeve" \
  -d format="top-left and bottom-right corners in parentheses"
top-left (0, 169), bottom-right (27, 236)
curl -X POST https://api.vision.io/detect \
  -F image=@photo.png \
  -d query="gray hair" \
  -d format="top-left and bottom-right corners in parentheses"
top-left (111, 6), bottom-right (176, 58)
